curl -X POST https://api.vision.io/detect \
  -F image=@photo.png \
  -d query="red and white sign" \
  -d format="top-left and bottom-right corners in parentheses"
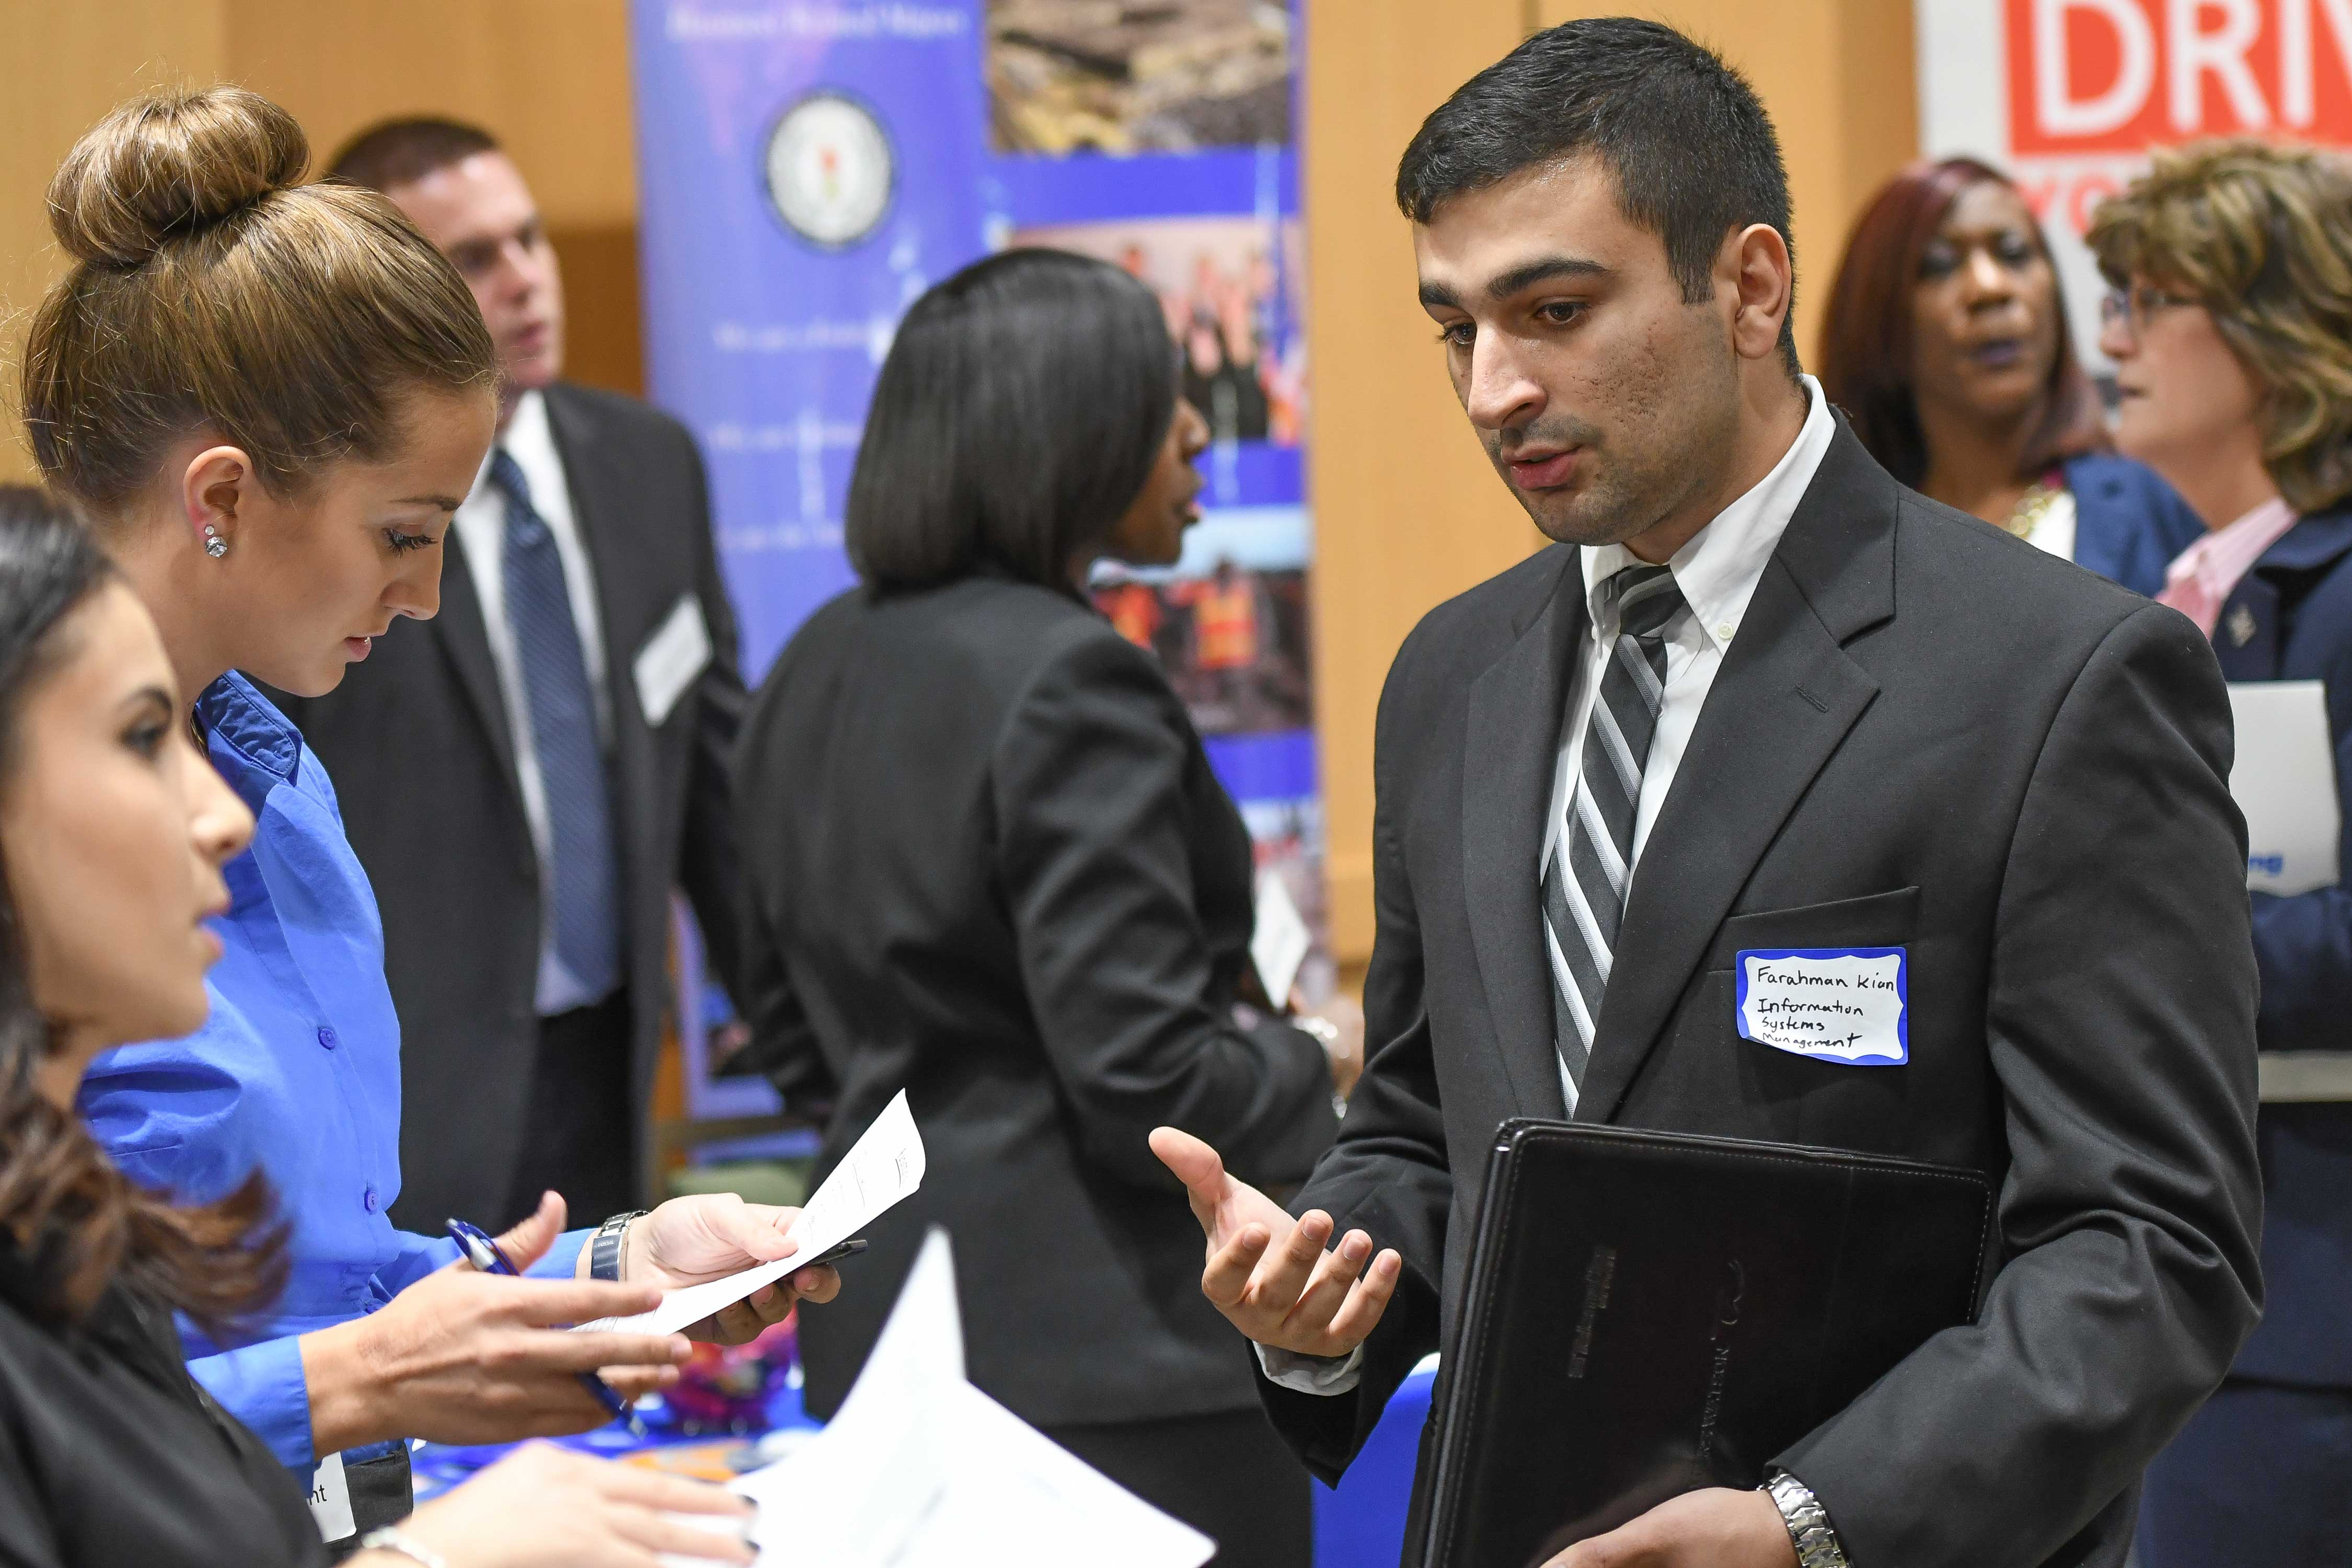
top-left (1919, 0), bottom-right (2352, 365)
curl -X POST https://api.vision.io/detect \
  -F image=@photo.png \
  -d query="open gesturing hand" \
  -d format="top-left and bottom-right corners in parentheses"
top-left (1149, 1126), bottom-right (1401, 1358)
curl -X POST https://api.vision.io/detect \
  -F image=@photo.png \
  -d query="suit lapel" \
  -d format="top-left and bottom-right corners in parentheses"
top-left (544, 384), bottom-right (648, 704)
top-left (431, 539), bottom-right (522, 793)
top-left (1576, 425), bottom-right (1895, 1124)
top-left (1461, 554), bottom-right (1584, 1120)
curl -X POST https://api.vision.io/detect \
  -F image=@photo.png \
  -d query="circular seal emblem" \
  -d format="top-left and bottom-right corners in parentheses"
top-left (764, 91), bottom-right (895, 250)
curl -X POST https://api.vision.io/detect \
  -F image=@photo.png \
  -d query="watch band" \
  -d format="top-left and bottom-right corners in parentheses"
top-left (589, 1209), bottom-right (648, 1283)
top-left (356, 1527), bottom-right (450, 1568)
top-left (1763, 1469), bottom-right (1851, 1568)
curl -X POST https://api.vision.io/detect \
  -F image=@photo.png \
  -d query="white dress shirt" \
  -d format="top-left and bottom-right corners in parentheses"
top-left (449, 388), bottom-right (618, 1015)
top-left (1263, 377), bottom-right (1839, 1396)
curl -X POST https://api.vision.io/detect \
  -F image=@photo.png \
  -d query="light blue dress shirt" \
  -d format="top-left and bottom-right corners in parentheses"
top-left (78, 673), bottom-right (586, 1474)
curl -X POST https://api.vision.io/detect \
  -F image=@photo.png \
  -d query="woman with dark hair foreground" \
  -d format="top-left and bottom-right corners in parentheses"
top-left (1820, 157), bottom-right (2203, 594)
top-left (733, 249), bottom-right (1356, 1565)
top-left (0, 488), bottom-right (755, 1568)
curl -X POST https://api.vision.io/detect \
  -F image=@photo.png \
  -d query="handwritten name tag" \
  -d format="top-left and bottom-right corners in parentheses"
top-left (1734, 947), bottom-right (1908, 1066)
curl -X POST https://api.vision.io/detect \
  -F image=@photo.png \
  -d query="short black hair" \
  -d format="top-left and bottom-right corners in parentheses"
top-left (846, 249), bottom-right (1178, 593)
top-left (1397, 17), bottom-right (1799, 371)
top-left (328, 117), bottom-right (500, 192)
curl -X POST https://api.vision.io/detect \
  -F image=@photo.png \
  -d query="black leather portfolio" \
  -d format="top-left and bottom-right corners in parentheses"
top-left (1418, 1120), bottom-right (1993, 1567)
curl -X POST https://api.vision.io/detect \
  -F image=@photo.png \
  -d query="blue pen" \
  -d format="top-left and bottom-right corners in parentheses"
top-left (446, 1218), bottom-right (645, 1438)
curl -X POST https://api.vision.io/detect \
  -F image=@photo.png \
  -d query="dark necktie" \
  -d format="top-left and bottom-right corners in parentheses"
top-left (1542, 564), bottom-right (1686, 1100)
top-left (491, 449), bottom-right (622, 1001)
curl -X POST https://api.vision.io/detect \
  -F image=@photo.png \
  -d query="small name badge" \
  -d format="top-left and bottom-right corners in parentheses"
top-left (634, 592), bottom-right (713, 731)
top-left (1734, 947), bottom-right (1908, 1066)
top-left (306, 1449), bottom-right (355, 1542)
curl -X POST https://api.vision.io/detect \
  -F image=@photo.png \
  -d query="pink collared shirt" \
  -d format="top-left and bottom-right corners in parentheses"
top-left (2156, 495), bottom-right (2300, 639)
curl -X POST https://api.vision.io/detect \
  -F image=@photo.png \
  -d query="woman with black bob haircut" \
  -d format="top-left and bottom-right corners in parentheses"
top-left (735, 249), bottom-right (1359, 1565)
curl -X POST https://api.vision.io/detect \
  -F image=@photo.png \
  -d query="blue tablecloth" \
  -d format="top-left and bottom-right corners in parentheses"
top-left (414, 1361), bottom-right (1438, 1567)
top-left (1312, 1361), bottom-right (1433, 1568)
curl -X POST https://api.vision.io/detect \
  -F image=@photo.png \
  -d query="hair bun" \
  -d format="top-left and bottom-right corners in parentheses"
top-left (48, 87), bottom-right (309, 266)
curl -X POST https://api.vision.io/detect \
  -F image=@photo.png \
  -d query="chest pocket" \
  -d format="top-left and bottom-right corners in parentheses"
top-left (1702, 885), bottom-right (1920, 973)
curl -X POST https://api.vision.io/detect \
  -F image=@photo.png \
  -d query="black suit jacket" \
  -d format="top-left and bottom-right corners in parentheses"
top-left (1270, 425), bottom-right (2263, 1567)
top-left (734, 573), bottom-right (1335, 1427)
top-left (273, 382), bottom-right (747, 1228)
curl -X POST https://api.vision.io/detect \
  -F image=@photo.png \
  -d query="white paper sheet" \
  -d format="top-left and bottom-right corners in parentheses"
top-left (729, 1231), bottom-right (1215, 1568)
top-left (1250, 869), bottom-right (1312, 1011)
top-left (580, 1091), bottom-right (925, 1335)
top-left (2228, 681), bottom-right (2342, 896)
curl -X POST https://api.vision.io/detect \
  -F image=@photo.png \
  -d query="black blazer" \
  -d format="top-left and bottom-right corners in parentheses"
top-left (272, 382), bottom-right (747, 1228)
top-left (0, 1246), bottom-right (324, 1568)
top-left (735, 573), bottom-right (1335, 1427)
top-left (1270, 425), bottom-right (2264, 1567)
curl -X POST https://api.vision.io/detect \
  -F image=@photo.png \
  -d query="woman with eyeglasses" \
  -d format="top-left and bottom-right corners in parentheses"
top-left (2088, 140), bottom-right (2352, 1568)
top-left (0, 488), bottom-right (756, 1568)
top-left (1820, 157), bottom-right (2204, 593)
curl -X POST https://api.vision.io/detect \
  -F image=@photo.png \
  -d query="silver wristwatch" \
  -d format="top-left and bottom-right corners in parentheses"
top-left (1763, 1469), bottom-right (1850, 1568)
top-left (1289, 1013), bottom-right (1350, 1117)
top-left (589, 1208), bottom-right (648, 1282)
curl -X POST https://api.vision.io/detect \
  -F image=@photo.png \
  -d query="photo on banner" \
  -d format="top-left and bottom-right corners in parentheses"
top-left (985, 0), bottom-right (1294, 153)
top-left (630, 0), bottom-right (1330, 1115)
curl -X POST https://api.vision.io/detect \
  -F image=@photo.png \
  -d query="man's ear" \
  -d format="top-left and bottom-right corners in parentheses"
top-left (180, 445), bottom-right (256, 555)
top-left (1723, 223), bottom-right (1794, 365)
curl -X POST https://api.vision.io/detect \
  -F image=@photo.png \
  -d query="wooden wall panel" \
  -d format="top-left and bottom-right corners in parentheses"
top-left (0, 1), bottom-right (229, 482)
top-left (1302, 0), bottom-right (1546, 961)
top-left (1531, 0), bottom-right (1922, 370)
top-left (224, 1), bottom-right (647, 396)
top-left (0, 0), bottom-right (647, 488)
top-left (222, 1), bottom-right (638, 228)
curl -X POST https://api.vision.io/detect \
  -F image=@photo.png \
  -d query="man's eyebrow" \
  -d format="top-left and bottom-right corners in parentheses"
top-left (1486, 256), bottom-right (1611, 299)
top-left (1418, 278), bottom-right (1464, 311)
top-left (394, 494), bottom-right (468, 512)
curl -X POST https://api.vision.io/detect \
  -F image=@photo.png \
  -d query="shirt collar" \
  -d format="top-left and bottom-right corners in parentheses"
top-left (466, 386), bottom-right (554, 504)
top-left (1579, 375), bottom-right (1837, 649)
top-left (194, 672), bottom-right (303, 805)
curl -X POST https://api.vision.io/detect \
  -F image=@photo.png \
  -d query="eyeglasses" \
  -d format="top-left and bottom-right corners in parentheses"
top-left (2099, 285), bottom-right (2200, 337)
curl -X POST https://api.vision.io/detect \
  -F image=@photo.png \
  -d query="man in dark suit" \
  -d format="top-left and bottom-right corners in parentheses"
top-left (1153, 20), bottom-right (2263, 1568)
top-left (273, 119), bottom-right (746, 1230)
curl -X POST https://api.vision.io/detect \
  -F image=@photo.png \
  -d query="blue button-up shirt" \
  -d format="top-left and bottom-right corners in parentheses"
top-left (78, 674), bottom-right (585, 1473)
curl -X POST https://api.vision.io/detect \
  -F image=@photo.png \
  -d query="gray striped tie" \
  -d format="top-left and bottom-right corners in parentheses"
top-left (1542, 564), bottom-right (1685, 1099)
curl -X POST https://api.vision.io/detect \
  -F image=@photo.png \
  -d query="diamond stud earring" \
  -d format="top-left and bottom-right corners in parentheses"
top-left (202, 523), bottom-right (227, 559)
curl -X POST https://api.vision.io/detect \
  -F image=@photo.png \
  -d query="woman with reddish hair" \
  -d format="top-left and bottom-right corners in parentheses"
top-left (1821, 156), bottom-right (2203, 594)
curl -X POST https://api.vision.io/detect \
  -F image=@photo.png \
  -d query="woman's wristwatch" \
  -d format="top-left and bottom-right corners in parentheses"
top-left (1762, 1469), bottom-right (1850, 1568)
top-left (590, 1209), bottom-right (648, 1282)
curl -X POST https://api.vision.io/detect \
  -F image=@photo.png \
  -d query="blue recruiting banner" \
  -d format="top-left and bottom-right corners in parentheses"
top-left (631, 0), bottom-right (1328, 1114)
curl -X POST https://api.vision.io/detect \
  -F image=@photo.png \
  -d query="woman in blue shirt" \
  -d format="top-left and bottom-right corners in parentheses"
top-left (1819, 156), bottom-right (2206, 592)
top-left (21, 87), bottom-right (837, 1548)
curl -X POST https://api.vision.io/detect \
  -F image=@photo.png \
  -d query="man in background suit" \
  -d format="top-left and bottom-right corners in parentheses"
top-left (274, 119), bottom-right (746, 1230)
top-left (1154, 19), bottom-right (2262, 1568)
